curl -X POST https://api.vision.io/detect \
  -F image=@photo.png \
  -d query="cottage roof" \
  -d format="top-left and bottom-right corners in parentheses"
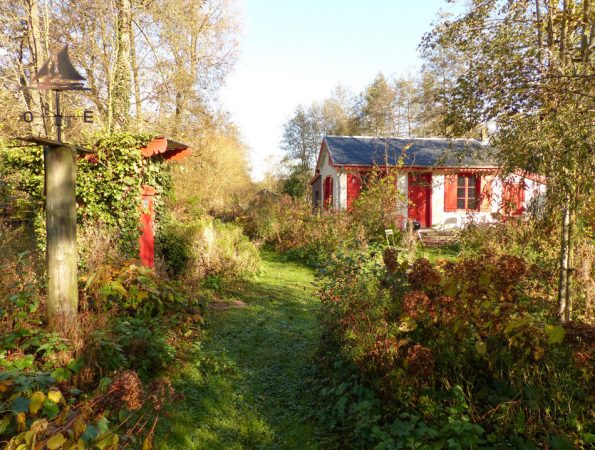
top-left (323, 136), bottom-right (497, 168)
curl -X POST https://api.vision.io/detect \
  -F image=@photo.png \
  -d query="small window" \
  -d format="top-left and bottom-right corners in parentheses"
top-left (457, 174), bottom-right (478, 210)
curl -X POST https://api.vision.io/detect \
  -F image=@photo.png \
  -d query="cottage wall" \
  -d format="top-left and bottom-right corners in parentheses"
top-left (317, 145), bottom-right (340, 208)
top-left (431, 171), bottom-right (496, 228)
top-left (337, 172), bottom-right (348, 209)
top-left (397, 173), bottom-right (408, 222)
top-left (311, 136), bottom-right (546, 227)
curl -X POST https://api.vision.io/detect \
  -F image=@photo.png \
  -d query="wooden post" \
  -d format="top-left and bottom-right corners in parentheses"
top-left (45, 144), bottom-right (78, 331)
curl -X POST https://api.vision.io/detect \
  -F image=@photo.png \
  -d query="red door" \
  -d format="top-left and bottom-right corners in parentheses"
top-left (323, 176), bottom-right (333, 208)
top-left (408, 173), bottom-right (432, 227)
top-left (347, 173), bottom-right (362, 210)
top-left (139, 185), bottom-right (156, 268)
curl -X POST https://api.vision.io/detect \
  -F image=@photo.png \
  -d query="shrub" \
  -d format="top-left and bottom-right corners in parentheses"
top-left (458, 220), bottom-right (593, 323)
top-left (349, 169), bottom-right (407, 242)
top-left (240, 192), bottom-right (364, 266)
top-left (156, 215), bottom-right (261, 281)
top-left (317, 247), bottom-right (595, 448)
top-left (86, 318), bottom-right (176, 381)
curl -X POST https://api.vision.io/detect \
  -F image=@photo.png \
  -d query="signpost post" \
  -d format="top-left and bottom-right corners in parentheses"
top-left (17, 45), bottom-right (92, 331)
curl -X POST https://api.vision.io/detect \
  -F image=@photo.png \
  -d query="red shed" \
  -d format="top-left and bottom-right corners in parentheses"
top-left (139, 136), bottom-right (191, 268)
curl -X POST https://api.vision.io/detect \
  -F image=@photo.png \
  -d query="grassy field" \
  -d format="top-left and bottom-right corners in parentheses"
top-left (155, 250), bottom-right (322, 449)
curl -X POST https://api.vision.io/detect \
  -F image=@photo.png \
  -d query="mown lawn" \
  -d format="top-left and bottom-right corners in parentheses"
top-left (155, 249), bottom-right (322, 449)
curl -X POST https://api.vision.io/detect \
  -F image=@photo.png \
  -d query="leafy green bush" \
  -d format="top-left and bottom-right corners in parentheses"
top-left (349, 169), bottom-right (407, 242)
top-left (240, 192), bottom-right (362, 267)
top-left (459, 220), bottom-right (594, 324)
top-left (2, 132), bottom-right (172, 256)
top-left (86, 318), bottom-right (176, 381)
top-left (317, 247), bottom-right (595, 448)
top-left (156, 216), bottom-right (261, 281)
top-left (155, 220), bottom-right (194, 277)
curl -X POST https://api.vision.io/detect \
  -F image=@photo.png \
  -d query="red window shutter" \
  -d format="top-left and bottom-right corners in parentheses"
top-left (516, 182), bottom-right (526, 214)
top-left (503, 182), bottom-right (525, 215)
top-left (444, 174), bottom-right (457, 212)
top-left (479, 175), bottom-right (493, 212)
top-left (347, 173), bottom-right (362, 210)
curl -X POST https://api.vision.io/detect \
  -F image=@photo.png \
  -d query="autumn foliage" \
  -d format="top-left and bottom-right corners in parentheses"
top-left (317, 248), bottom-right (594, 448)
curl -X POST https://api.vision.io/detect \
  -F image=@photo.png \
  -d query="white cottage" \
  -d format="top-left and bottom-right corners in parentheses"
top-left (310, 136), bottom-right (546, 228)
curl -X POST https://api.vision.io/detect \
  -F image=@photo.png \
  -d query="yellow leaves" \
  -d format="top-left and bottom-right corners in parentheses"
top-left (475, 340), bottom-right (487, 355)
top-left (533, 345), bottom-right (545, 361)
top-left (398, 316), bottom-right (417, 332)
top-left (16, 412), bottom-right (26, 432)
top-left (66, 439), bottom-right (86, 450)
top-left (72, 416), bottom-right (87, 440)
top-left (47, 389), bottom-right (64, 405)
top-left (544, 324), bottom-right (565, 344)
top-left (96, 432), bottom-right (119, 450)
top-left (29, 391), bottom-right (45, 415)
top-left (46, 432), bottom-right (67, 449)
top-left (142, 436), bottom-right (154, 450)
top-left (0, 379), bottom-right (14, 393)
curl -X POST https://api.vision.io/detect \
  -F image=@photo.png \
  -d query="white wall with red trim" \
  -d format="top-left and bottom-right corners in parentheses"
top-left (318, 143), bottom-right (340, 208)
top-left (313, 141), bottom-right (546, 227)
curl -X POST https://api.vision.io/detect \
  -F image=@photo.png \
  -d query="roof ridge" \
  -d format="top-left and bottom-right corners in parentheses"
top-left (325, 135), bottom-right (482, 143)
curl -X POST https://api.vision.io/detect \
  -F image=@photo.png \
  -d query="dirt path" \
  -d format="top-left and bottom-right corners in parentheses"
top-left (156, 250), bottom-right (322, 449)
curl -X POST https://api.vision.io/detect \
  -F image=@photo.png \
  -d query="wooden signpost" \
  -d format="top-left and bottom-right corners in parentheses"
top-left (17, 46), bottom-right (93, 332)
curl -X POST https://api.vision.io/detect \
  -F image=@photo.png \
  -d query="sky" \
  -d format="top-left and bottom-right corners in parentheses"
top-left (219, 0), bottom-right (463, 180)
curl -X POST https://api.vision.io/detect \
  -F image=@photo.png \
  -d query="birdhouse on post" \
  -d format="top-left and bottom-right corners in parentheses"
top-left (16, 45), bottom-right (92, 332)
top-left (138, 136), bottom-right (192, 268)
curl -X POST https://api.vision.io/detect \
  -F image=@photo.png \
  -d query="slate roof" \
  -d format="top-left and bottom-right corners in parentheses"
top-left (323, 136), bottom-right (497, 168)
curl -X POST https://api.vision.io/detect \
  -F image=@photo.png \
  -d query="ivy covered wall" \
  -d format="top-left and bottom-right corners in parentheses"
top-left (1, 132), bottom-right (172, 256)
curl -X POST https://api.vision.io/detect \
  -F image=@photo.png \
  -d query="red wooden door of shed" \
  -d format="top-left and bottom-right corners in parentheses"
top-left (139, 186), bottom-right (156, 268)
top-left (408, 173), bottom-right (432, 227)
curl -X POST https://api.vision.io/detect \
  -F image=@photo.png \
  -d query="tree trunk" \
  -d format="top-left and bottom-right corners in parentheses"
top-left (24, 0), bottom-right (48, 136)
top-left (535, 0), bottom-right (543, 61)
top-left (113, 0), bottom-right (132, 129)
top-left (557, 193), bottom-right (573, 322)
top-left (130, 15), bottom-right (142, 129)
top-left (45, 145), bottom-right (78, 332)
top-left (566, 199), bottom-right (575, 320)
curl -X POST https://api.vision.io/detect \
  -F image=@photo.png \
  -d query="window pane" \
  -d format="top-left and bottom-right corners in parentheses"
top-left (457, 187), bottom-right (466, 197)
top-left (468, 198), bottom-right (477, 209)
top-left (457, 199), bottom-right (465, 209)
top-left (457, 176), bottom-right (465, 186)
top-left (468, 175), bottom-right (477, 184)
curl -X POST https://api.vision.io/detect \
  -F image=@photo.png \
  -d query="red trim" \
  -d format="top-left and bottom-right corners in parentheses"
top-left (140, 136), bottom-right (168, 157)
top-left (140, 136), bottom-right (192, 160)
top-left (514, 169), bottom-right (546, 185)
top-left (164, 148), bottom-right (192, 161)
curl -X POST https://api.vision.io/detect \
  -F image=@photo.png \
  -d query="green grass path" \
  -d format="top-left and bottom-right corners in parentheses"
top-left (156, 250), bottom-right (322, 449)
